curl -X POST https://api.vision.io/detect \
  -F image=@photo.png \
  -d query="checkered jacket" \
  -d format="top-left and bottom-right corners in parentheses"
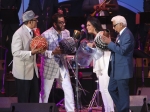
top-left (40, 27), bottom-right (70, 79)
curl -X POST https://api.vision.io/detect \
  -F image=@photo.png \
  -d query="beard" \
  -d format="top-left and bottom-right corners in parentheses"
top-left (56, 24), bottom-right (65, 31)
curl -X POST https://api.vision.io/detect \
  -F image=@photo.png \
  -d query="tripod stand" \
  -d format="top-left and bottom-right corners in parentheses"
top-left (88, 80), bottom-right (102, 112)
top-left (66, 57), bottom-right (88, 110)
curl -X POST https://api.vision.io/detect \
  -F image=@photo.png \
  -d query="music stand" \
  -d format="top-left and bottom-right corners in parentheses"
top-left (133, 49), bottom-right (150, 94)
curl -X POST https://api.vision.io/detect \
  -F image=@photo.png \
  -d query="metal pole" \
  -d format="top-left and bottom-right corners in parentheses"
top-left (75, 49), bottom-right (79, 112)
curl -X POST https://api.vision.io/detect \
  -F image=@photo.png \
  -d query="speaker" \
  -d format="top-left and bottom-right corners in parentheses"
top-left (130, 95), bottom-right (148, 112)
top-left (0, 97), bottom-right (17, 108)
top-left (11, 103), bottom-right (59, 112)
top-left (0, 108), bottom-right (11, 112)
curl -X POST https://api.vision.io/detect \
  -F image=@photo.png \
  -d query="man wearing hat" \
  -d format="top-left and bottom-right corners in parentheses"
top-left (11, 10), bottom-right (42, 103)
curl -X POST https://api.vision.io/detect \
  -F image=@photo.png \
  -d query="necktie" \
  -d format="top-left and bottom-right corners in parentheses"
top-left (98, 0), bottom-right (104, 16)
top-left (30, 31), bottom-right (33, 38)
top-left (116, 34), bottom-right (120, 43)
top-left (57, 34), bottom-right (62, 42)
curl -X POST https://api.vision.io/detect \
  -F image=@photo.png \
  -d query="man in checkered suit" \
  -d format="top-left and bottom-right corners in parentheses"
top-left (39, 13), bottom-right (75, 112)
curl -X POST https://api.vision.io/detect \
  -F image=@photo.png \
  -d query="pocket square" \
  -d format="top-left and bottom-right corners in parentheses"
top-left (117, 39), bottom-right (120, 43)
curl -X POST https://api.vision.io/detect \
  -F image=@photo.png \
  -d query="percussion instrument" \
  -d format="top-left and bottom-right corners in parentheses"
top-left (94, 29), bottom-right (110, 51)
top-left (59, 37), bottom-right (76, 54)
top-left (30, 28), bottom-right (48, 52)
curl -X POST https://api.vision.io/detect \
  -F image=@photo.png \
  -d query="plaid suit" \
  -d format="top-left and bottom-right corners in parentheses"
top-left (40, 27), bottom-right (70, 80)
top-left (39, 27), bottom-right (75, 111)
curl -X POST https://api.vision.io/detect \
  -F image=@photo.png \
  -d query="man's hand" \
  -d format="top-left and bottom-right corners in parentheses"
top-left (101, 35), bottom-right (111, 44)
top-left (52, 46), bottom-right (64, 55)
top-left (93, 2), bottom-right (107, 11)
top-left (31, 48), bottom-right (43, 55)
top-left (99, 31), bottom-right (111, 44)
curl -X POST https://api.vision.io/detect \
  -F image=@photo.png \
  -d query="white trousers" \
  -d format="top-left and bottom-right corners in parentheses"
top-left (94, 51), bottom-right (114, 112)
top-left (97, 71), bottom-right (114, 112)
top-left (39, 69), bottom-right (75, 112)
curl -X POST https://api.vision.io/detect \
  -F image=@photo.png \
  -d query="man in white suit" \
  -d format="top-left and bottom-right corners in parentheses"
top-left (11, 10), bottom-right (42, 103)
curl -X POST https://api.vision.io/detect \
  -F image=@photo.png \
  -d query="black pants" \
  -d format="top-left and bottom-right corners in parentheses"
top-left (15, 72), bottom-right (39, 103)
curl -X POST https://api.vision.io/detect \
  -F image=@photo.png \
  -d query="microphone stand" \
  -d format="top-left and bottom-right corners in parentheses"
top-left (74, 30), bottom-right (86, 111)
top-left (75, 42), bottom-right (79, 112)
top-left (67, 60), bottom-right (87, 96)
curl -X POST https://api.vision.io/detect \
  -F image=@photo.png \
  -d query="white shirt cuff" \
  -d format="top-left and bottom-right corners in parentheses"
top-left (45, 50), bottom-right (54, 58)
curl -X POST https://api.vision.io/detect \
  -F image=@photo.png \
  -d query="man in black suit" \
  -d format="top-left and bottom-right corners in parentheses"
top-left (26, 0), bottom-right (58, 33)
top-left (82, 0), bottom-right (119, 17)
top-left (1, 0), bottom-right (21, 73)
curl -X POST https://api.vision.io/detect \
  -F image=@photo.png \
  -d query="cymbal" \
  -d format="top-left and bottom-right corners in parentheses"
top-left (133, 49), bottom-right (150, 58)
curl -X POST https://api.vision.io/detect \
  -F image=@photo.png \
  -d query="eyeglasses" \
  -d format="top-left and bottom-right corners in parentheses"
top-left (58, 21), bottom-right (66, 25)
top-left (113, 23), bottom-right (120, 28)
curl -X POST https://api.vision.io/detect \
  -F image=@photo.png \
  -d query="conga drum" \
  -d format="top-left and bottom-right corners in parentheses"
top-left (59, 37), bottom-right (76, 54)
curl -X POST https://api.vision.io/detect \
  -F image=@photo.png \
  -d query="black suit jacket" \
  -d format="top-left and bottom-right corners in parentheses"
top-left (26, 0), bottom-right (58, 33)
top-left (82, 0), bottom-right (119, 16)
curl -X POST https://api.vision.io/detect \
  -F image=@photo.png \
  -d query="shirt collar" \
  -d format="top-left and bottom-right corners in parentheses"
top-left (52, 27), bottom-right (62, 37)
top-left (119, 27), bottom-right (126, 35)
top-left (24, 25), bottom-right (32, 32)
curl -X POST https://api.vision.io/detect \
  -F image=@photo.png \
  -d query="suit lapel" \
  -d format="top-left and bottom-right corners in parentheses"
top-left (120, 27), bottom-right (127, 37)
top-left (117, 28), bottom-right (127, 43)
top-left (22, 25), bottom-right (32, 40)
